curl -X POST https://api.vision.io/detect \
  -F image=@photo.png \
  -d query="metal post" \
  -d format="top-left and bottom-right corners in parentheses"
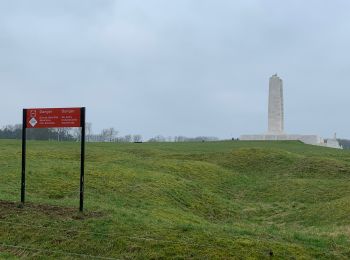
top-left (21, 109), bottom-right (27, 205)
top-left (79, 107), bottom-right (86, 212)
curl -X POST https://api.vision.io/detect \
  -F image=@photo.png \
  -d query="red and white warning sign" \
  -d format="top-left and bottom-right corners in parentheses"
top-left (26, 108), bottom-right (82, 128)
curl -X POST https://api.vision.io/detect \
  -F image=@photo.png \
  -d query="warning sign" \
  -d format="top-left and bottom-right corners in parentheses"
top-left (26, 108), bottom-right (82, 128)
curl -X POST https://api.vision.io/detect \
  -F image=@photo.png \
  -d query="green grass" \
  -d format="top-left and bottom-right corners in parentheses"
top-left (1, 139), bottom-right (350, 259)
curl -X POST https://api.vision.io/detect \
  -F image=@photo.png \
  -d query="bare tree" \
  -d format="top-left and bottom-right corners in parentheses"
top-left (101, 127), bottom-right (118, 142)
top-left (85, 122), bottom-right (92, 141)
top-left (124, 135), bottom-right (132, 142)
top-left (133, 134), bottom-right (143, 143)
top-left (72, 128), bottom-right (81, 141)
top-left (108, 128), bottom-right (118, 142)
top-left (54, 128), bottom-right (63, 141)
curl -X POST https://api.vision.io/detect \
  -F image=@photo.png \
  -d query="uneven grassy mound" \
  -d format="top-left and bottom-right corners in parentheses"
top-left (0, 140), bottom-right (350, 259)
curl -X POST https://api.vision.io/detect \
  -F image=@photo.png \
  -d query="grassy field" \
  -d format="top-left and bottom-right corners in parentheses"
top-left (0, 139), bottom-right (350, 259)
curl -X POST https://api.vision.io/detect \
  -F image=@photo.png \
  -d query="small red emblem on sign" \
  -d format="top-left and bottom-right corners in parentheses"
top-left (26, 108), bottom-right (82, 128)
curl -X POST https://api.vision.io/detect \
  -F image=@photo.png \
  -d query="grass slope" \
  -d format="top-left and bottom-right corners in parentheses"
top-left (0, 140), bottom-right (350, 259)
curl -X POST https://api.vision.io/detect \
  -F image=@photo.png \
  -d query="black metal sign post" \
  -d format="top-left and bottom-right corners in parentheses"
top-left (20, 107), bottom-right (86, 212)
top-left (80, 107), bottom-right (86, 212)
top-left (21, 109), bottom-right (27, 206)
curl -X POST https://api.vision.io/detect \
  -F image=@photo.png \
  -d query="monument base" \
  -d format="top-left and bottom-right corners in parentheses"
top-left (239, 134), bottom-right (324, 146)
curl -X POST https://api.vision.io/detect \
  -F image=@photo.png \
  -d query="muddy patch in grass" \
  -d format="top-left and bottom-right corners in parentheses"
top-left (0, 200), bottom-right (104, 220)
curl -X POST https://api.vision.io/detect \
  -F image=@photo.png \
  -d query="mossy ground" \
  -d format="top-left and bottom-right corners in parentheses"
top-left (0, 140), bottom-right (350, 259)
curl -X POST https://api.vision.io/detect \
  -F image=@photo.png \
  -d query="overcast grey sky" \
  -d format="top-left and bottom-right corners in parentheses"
top-left (1, 0), bottom-right (349, 139)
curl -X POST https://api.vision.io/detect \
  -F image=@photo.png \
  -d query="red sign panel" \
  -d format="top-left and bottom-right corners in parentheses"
top-left (26, 108), bottom-right (82, 128)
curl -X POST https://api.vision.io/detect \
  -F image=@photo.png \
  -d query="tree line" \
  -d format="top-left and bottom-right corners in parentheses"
top-left (0, 124), bottom-right (74, 141)
top-left (338, 139), bottom-right (350, 149)
top-left (0, 124), bottom-right (219, 143)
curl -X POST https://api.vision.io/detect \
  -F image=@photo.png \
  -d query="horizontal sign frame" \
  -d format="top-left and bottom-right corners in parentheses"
top-left (25, 107), bottom-right (82, 129)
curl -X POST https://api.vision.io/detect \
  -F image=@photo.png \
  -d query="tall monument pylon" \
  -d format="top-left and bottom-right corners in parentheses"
top-left (240, 74), bottom-right (342, 149)
top-left (268, 74), bottom-right (284, 134)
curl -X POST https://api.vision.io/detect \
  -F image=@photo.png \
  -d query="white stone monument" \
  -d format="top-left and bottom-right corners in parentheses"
top-left (268, 74), bottom-right (284, 135)
top-left (325, 133), bottom-right (342, 149)
top-left (240, 74), bottom-right (342, 149)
